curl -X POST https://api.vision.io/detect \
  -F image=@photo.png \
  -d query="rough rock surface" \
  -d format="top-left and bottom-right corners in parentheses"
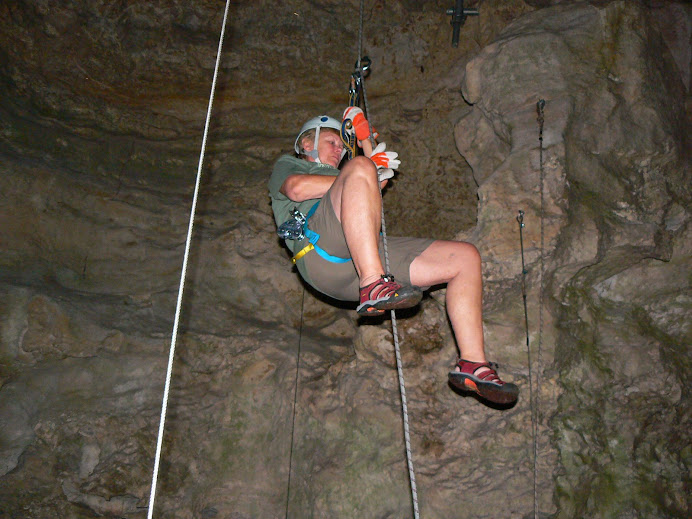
top-left (456, 2), bottom-right (690, 516)
top-left (0, 1), bottom-right (690, 518)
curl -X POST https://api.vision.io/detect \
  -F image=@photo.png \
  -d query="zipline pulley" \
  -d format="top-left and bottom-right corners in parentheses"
top-left (446, 0), bottom-right (478, 47)
top-left (343, 56), bottom-right (372, 159)
top-left (349, 55), bottom-right (371, 106)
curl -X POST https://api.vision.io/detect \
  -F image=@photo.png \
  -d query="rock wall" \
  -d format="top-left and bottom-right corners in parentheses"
top-left (0, 1), bottom-right (689, 518)
top-left (455, 2), bottom-right (690, 517)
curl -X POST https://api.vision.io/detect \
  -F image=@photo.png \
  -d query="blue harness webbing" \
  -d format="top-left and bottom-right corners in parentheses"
top-left (301, 201), bottom-right (351, 264)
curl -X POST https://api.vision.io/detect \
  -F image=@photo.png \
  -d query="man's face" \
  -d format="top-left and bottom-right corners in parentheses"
top-left (316, 129), bottom-right (344, 167)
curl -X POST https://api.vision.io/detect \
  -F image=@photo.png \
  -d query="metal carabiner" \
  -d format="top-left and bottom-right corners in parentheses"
top-left (341, 119), bottom-right (356, 159)
top-left (356, 56), bottom-right (371, 77)
top-left (350, 55), bottom-right (372, 100)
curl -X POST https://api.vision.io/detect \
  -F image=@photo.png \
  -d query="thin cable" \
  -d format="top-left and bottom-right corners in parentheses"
top-left (534, 98), bottom-right (546, 519)
top-left (517, 209), bottom-right (536, 519)
top-left (285, 287), bottom-right (307, 518)
top-left (518, 209), bottom-right (537, 519)
top-left (357, 0), bottom-right (364, 81)
top-left (357, 1), bottom-right (419, 517)
top-left (146, 1), bottom-right (231, 517)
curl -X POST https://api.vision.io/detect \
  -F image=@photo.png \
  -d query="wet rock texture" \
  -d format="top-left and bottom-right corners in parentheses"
top-left (0, 1), bottom-right (690, 518)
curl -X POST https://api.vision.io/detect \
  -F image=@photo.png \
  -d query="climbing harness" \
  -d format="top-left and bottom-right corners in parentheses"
top-left (446, 0), bottom-right (479, 47)
top-left (146, 0), bottom-right (231, 517)
top-left (288, 201), bottom-right (351, 264)
top-left (518, 99), bottom-right (546, 519)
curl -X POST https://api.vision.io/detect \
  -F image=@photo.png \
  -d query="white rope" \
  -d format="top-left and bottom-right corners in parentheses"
top-left (146, 1), bottom-right (231, 517)
top-left (390, 306), bottom-right (421, 519)
top-left (358, 1), bottom-right (420, 516)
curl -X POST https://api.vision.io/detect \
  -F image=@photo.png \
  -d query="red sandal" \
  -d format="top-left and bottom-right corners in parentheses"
top-left (356, 275), bottom-right (422, 316)
top-left (448, 359), bottom-right (519, 405)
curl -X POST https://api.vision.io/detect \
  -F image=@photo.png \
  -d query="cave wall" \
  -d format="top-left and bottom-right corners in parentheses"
top-left (455, 2), bottom-right (690, 516)
top-left (0, 1), bottom-right (690, 518)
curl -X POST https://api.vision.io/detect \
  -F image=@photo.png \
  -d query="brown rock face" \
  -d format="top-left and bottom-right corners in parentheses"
top-left (1, 1), bottom-right (690, 518)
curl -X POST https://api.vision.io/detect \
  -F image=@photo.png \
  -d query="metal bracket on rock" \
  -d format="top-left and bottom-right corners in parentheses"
top-left (446, 0), bottom-right (479, 47)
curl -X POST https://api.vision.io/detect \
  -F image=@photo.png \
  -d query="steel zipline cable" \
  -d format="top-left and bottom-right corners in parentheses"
top-left (146, 0), bottom-right (231, 516)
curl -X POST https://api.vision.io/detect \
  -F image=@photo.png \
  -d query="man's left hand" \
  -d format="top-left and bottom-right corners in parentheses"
top-left (378, 168), bottom-right (394, 182)
top-left (370, 142), bottom-right (400, 170)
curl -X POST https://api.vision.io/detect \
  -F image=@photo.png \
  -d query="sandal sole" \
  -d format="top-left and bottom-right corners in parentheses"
top-left (448, 372), bottom-right (519, 405)
top-left (356, 288), bottom-right (422, 316)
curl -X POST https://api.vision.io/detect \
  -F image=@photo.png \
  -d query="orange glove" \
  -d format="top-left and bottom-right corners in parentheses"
top-left (370, 142), bottom-right (400, 170)
top-left (343, 106), bottom-right (378, 141)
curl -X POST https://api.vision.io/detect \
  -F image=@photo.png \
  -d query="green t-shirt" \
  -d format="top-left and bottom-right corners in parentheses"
top-left (268, 155), bottom-right (339, 279)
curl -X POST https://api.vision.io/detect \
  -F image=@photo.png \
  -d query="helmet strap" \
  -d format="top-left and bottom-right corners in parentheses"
top-left (310, 127), bottom-right (322, 163)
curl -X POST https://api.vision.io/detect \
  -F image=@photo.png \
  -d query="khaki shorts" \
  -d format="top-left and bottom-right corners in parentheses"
top-left (300, 192), bottom-right (434, 301)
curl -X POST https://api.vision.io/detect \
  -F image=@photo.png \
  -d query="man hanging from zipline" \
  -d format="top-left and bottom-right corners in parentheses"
top-left (268, 109), bottom-right (519, 406)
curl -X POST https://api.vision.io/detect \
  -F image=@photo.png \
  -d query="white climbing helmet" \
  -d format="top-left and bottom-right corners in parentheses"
top-left (294, 115), bottom-right (345, 163)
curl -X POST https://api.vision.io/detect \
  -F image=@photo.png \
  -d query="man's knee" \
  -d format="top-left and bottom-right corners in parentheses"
top-left (444, 240), bottom-right (481, 272)
top-left (465, 242), bottom-right (481, 262)
top-left (340, 155), bottom-right (377, 180)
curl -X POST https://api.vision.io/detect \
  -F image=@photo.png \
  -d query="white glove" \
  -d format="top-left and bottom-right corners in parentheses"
top-left (370, 142), bottom-right (400, 170)
top-left (378, 168), bottom-right (394, 182)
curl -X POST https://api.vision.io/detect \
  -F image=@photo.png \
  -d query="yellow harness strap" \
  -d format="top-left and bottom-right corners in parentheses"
top-left (291, 243), bottom-right (315, 264)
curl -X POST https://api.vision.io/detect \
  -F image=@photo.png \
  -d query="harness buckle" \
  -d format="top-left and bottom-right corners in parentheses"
top-left (292, 243), bottom-right (315, 264)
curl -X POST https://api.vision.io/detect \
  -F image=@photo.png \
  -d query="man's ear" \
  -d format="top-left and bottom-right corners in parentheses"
top-left (301, 137), bottom-right (314, 152)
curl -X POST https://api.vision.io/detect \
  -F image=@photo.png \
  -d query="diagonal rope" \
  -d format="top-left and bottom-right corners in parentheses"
top-left (358, 1), bottom-right (419, 517)
top-left (146, 1), bottom-right (231, 517)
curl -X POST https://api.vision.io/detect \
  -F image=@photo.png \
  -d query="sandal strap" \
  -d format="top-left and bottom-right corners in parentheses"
top-left (360, 275), bottom-right (400, 302)
top-left (473, 365), bottom-right (501, 383)
top-left (457, 358), bottom-right (504, 385)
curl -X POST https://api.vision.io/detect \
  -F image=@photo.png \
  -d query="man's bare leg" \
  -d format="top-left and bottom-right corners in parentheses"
top-left (326, 156), bottom-right (422, 314)
top-left (409, 240), bottom-right (486, 362)
top-left (410, 240), bottom-right (519, 403)
top-left (328, 156), bottom-right (385, 286)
